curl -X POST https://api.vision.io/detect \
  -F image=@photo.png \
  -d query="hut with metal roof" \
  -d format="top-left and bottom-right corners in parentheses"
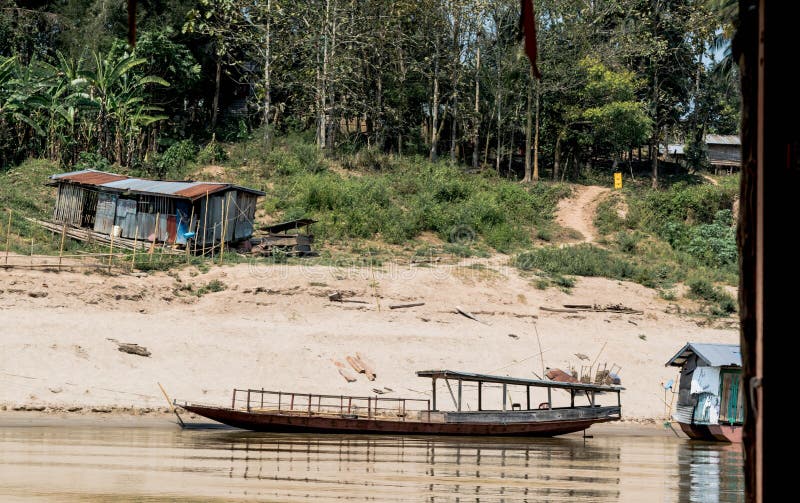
top-left (665, 342), bottom-right (743, 441)
top-left (48, 169), bottom-right (265, 249)
top-left (705, 134), bottom-right (741, 173)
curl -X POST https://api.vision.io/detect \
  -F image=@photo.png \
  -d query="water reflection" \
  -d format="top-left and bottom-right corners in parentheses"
top-left (0, 423), bottom-right (743, 502)
top-left (195, 433), bottom-right (621, 501)
top-left (678, 442), bottom-right (744, 503)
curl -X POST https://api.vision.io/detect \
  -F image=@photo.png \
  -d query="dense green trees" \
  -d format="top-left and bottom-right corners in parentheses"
top-left (1, 0), bottom-right (739, 183)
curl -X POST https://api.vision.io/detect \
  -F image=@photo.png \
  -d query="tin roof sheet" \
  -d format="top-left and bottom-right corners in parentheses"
top-left (665, 343), bottom-right (741, 368)
top-left (50, 169), bottom-right (130, 185)
top-left (49, 170), bottom-right (264, 200)
top-left (705, 134), bottom-right (741, 146)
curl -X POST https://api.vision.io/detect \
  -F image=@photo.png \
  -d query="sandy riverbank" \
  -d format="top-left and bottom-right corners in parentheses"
top-left (1, 258), bottom-right (738, 420)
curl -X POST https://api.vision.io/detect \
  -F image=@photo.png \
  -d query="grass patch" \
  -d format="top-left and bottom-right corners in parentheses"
top-left (686, 277), bottom-right (737, 316)
top-left (214, 135), bottom-right (571, 254)
top-left (514, 243), bottom-right (678, 289)
top-left (594, 193), bottom-right (627, 236)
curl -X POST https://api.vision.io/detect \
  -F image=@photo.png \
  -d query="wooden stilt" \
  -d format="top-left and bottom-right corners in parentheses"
top-left (211, 224), bottom-right (216, 261)
top-left (58, 222), bottom-right (67, 271)
top-left (149, 212), bottom-right (160, 263)
top-left (186, 206), bottom-right (194, 264)
top-left (4, 209), bottom-right (11, 265)
top-left (131, 226), bottom-right (139, 272)
top-left (219, 194), bottom-right (230, 265)
top-left (202, 191), bottom-right (209, 257)
top-left (108, 229), bottom-right (114, 273)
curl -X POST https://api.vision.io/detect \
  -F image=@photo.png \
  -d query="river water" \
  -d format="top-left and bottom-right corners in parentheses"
top-left (0, 420), bottom-right (743, 502)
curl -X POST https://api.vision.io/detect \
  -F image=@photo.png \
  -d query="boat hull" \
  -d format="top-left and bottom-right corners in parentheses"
top-left (181, 405), bottom-right (619, 437)
top-left (677, 422), bottom-right (742, 443)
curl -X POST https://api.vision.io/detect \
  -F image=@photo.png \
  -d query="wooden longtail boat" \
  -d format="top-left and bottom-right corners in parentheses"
top-left (177, 370), bottom-right (623, 437)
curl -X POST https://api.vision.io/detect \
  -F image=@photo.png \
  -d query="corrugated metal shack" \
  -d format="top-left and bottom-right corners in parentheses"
top-left (48, 169), bottom-right (265, 250)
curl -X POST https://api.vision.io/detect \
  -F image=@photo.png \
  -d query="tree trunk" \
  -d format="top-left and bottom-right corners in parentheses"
top-left (317, 0), bottom-right (331, 151)
top-left (651, 68), bottom-right (659, 188)
top-left (450, 102), bottom-right (457, 162)
top-left (532, 74), bottom-right (540, 182)
top-left (212, 57), bottom-right (221, 130)
top-left (507, 130), bottom-right (513, 177)
top-left (262, 0), bottom-right (271, 150)
top-left (483, 124), bottom-right (491, 167)
top-left (429, 55), bottom-right (440, 162)
top-left (553, 133), bottom-right (561, 181)
top-left (495, 47), bottom-right (502, 173)
top-left (523, 71), bottom-right (533, 182)
top-left (449, 14), bottom-right (460, 163)
top-left (472, 41), bottom-right (480, 169)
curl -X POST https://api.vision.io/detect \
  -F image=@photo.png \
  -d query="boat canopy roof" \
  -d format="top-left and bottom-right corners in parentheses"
top-left (416, 370), bottom-right (624, 392)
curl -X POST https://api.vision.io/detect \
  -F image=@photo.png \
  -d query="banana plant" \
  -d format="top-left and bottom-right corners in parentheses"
top-left (74, 50), bottom-right (169, 163)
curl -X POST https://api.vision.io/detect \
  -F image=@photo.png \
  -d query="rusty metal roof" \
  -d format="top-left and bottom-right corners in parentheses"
top-left (49, 170), bottom-right (264, 200)
top-left (665, 343), bottom-right (741, 368)
top-left (50, 170), bottom-right (129, 185)
top-left (175, 183), bottom-right (230, 199)
top-left (705, 134), bottom-right (741, 146)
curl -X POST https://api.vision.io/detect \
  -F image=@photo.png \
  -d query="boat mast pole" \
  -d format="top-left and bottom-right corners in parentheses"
top-left (432, 378), bottom-right (437, 411)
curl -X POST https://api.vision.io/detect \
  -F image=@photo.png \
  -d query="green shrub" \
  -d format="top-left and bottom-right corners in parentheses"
top-left (686, 209), bottom-right (737, 266)
top-left (158, 140), bottom-right (197, 178)
top-left (197, 140), bottom-right (228, 164)
top-left (616, 230), bottom-right (642, 254)
top-left (686, 277), bottom-right (737, 315)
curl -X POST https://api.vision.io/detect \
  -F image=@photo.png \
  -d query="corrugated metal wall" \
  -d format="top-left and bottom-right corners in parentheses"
top-left (708, 145), bottom-right (741, 163)
top-left (115, 199), bottom-right (138, 238)
top-left (233, 192), bottom-right (257, 240)
top-left (93, 192), bottom-right (117, 234)
top-left (198, 194), bottom-right (225, 245)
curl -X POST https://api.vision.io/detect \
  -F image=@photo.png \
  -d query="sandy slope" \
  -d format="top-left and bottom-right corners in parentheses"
top-left (556, 185), bottom-right (612, 243)
top-left (0, 258), bottom-right (738, 420)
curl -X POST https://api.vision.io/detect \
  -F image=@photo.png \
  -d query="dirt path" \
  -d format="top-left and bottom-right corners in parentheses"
top-left (555, 185), bottom-right (611, 243)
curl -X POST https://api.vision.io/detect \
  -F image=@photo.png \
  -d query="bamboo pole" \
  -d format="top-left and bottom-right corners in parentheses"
top-left (186, 206), bottom-right (194, 264)
top-left (211, 224), bottom-right (216, 261)
top-left (202, 191), bottom-right (209, 257)
top-left (149, 212), bottom-right (160, 263)
top-left (219, 195), bottom-right (230, 265)
top-left (4, 209), bottom-right (11, 265)
top-left (108, 229), bottom-right (114, 273)
top-left (131, 226), bottom-right (139, 272)
top-left (58, 222), bottom-right (67, 271)
top-left (193, 219), bottom-right (199, 256)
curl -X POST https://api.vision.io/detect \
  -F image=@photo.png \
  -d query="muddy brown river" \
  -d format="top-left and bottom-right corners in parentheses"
top-left (0, 419), bottom-right (743, 502)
